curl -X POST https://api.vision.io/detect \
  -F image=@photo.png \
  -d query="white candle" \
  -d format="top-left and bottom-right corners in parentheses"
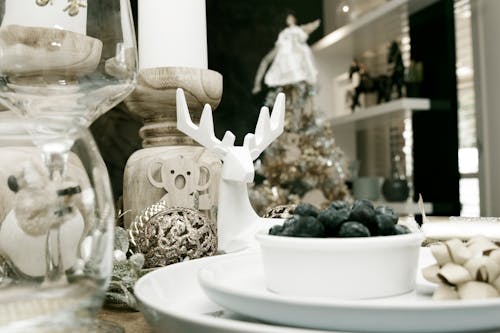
top-left (139, 0), bottom-right (208, 69)
top-left (2, 0), bottom-right (87, 35)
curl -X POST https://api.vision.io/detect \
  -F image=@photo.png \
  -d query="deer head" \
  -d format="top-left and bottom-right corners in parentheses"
top-left (176, 88), bottom-right (285, 183)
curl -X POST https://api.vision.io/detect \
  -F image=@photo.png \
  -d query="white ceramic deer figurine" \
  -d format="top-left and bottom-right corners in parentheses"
top-left (176, 88), bottom-right (286, 253)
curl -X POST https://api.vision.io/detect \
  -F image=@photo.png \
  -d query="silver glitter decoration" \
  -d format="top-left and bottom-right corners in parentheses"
top-left (263, 204), bottom-right (297, 219)
top-left (129, 203), bottom-right (217, 269)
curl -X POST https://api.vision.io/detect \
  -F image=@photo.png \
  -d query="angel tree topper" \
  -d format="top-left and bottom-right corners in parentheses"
top-left (176, 88), bottom-right (285, 253)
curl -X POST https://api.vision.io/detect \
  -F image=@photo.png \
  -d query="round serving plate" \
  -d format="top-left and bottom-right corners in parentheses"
top-left (134, 249), bottom-right (334, 333)
top-left (135, 248), bottom-right (500, 333)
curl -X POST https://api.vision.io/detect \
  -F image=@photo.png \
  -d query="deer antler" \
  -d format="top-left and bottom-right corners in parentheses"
top-left (177, 88), bottom-right (285, 159)
top-left (176, 88), bottom-right (224, 149)
top-left (245, 92), bottom-right (286, 160)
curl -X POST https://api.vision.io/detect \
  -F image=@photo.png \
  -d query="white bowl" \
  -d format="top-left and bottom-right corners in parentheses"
top-left (255, 230), bottom-right (424, 299)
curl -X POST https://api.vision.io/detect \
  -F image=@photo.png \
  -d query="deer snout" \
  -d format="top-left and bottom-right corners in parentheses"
top-left (221, 148), bottom-right (255, 183)
top-left (222, 168), bottom-right (254, 183)
top-left (227, 168), bottom-right (254, 183)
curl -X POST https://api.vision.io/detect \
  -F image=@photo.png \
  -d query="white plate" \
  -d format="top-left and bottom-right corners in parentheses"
top-left (198, 251), bottom-right (500, 333)
top-left (134, 250), bottom-right (336, 333)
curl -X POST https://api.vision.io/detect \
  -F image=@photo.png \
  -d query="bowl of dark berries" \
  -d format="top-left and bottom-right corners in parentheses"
top-left (255, 200), bottom-right (424, 299)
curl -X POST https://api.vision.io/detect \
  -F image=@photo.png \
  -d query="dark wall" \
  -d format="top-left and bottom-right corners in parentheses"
top-left (410, 0), bottom-right (460, 215)
top-left (207, 0), bottom-right (323, 143)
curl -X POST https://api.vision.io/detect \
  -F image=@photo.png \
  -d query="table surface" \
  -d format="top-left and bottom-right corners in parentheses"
top-left (98, 307), bottom-right (152, 333)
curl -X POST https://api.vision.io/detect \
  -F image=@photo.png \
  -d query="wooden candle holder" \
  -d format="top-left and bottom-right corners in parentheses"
top-left (123, 67), bottom-right (223, 228)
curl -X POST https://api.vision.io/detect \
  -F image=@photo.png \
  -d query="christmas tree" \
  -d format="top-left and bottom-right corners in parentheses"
top-left (250, 83), bottom-right (351, 215)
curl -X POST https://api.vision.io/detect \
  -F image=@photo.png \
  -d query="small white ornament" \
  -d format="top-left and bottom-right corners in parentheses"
top-left (0, 209), bottom-right (84, 277)
top-left (252, 15), bottom-right (320, 93)
top-left (0, 156), bottom-right (89, 277)
top-left (14, 186), bottom-right (58, 236)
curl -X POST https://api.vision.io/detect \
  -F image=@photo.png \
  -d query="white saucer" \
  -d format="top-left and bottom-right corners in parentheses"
top-left (198, 251), bottom-right (500, 333)
top-left (134, 250), bottom-right (335, 333)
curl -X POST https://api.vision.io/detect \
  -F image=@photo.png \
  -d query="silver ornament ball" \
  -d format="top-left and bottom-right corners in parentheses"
top-left (129, 204), bottom-right (217, 269)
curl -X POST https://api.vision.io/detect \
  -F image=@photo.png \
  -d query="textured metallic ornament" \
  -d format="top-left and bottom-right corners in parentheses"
top-left (129, 203), bottom-right (217, 268)
top-left (131, 200), bottom-right (168, 228)
top-left (263, 204), bottom-right (296, 219)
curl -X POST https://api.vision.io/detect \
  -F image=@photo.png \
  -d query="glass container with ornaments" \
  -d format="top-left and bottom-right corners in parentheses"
top-left (0, 0), bottom-right (137, 330)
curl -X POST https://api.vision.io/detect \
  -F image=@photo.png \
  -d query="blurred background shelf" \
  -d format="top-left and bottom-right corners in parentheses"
top-left (374, 199), bottom-right (433, 216)
top-left (329, 98), bottom-right (431, 126)
top-left (312, 0), bottom-right (460, 216)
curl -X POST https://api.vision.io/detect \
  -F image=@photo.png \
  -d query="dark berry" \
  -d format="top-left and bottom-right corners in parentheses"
top-left (283, 216), bottom-right (298, 228)
top-left (348, 204), bottom-right (377, 233)
top-left (394, 224), bottom-right (411, 235)
top-left (269, 224), bottom-right (284, 235)
top-left (293, 203), bottom-right (319, 217)
top-left (293, 216), bottom-right (325, 237)
top-left (280, 225), bottom-right (298, 236)
top-left (375, 214), bottom-right (397, 236)
top-left (375, 206), bottom-right (398, 223)
top-left (278, 216), bottom-right (300, 236)
top-left (338, 221), bottom-right (371, 237)
top-left (328, 201), bottom-right (350, 211)
top-left (318, 208), bottom-right (349, 236)
top-left (280, 226), bottom-right (298, 237)
top-left (352, 199), bottom-right (374, 210)
top-left (271, 200), bottom-right (411, 239)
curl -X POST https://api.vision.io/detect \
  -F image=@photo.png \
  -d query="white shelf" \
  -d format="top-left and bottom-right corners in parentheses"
top-left (329, 98), bottom-right (430, 126)
top-left (373, 200), bottom-right (433, 216)
top-left (312, 0), bottom-right (439, 58)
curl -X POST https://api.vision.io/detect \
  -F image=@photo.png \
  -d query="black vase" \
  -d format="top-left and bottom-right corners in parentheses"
top-left (382, 178), bottom-right (409, 202)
